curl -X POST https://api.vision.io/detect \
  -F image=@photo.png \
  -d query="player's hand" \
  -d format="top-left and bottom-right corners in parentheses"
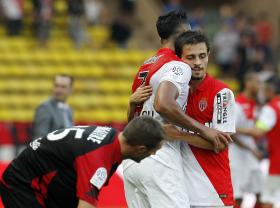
top-left (129, 83), bottom-right (152, 105)
top-left (250, 149), bottom-right (264, 161)
top-left (162, 124), bottom-right (181, 140)
top-left (200, 128), bottom-right (233, 152)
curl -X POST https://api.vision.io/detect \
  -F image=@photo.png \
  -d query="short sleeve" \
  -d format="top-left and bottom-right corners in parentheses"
top-left (75, 152), bottom-right (107, 206)
top-left (234, 103), bottom-right (247, 129)
top-left (158, 61), bottom-right (192, 94)
top-left (212, 88), bottom-right (236, 133)
top-left (256, 105), bottom-right (277, 131)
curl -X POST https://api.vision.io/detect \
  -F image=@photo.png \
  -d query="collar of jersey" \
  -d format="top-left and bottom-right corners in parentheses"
top-left (157, 48), bottom-right (175, 55)
top-left (195, 73), bottom-right (211, 92)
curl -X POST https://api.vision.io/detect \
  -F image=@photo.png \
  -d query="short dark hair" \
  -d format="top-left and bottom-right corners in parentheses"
top-left (265, 76), bottom-right (280, 94)
top-left (54, 74), bottom-right (74, 86)
top-left (175, 30), bottom-right (210, 58)
top-left (123, 116), bottom-right (165, 150)
top-left (156, 9), bottom-right (188, 40)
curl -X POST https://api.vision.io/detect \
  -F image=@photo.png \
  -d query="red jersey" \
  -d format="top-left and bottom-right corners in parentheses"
top-left (131, 48), bottom-right (187, 117)
top-left (182, 74), bottom-right (236, 206)
top-left (257, 96), bottom-right (280, 174)
top-left (1, 126), bottom-right (122, 208)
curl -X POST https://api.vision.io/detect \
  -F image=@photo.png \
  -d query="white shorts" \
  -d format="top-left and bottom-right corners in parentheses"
top-left (123, 142), bottom-right (190, 208)
top-left (261, 175), bottom-right (280, 204)
top-left (191, 206), bottom-right (233, 208)
top-left (229, 145), bottom-right (263, 198)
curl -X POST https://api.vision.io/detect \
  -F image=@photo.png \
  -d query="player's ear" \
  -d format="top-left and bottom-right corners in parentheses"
top-left (135, 145), bottom-right (148, 154)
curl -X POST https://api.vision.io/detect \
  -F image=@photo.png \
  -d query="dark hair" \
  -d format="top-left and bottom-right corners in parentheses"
top-left (265, 76), bottom-right (280, 94)
top-left (175, 30), bottom-right (210, 58)
top-left (156, 9), bottom-right (189, 40)
top-left (123, 116), bottom-right (165, 150)
top-left (54, 74), bottom-right (74, 86)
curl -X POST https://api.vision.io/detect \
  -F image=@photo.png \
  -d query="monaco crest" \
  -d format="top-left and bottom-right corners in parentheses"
top-left (199, 98), bottom-right (207, 112)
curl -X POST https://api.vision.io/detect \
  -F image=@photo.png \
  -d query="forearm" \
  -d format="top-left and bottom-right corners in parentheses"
top-left (127, 102), bottom-right (137, 122)
top-left (237, 127), bottom-right (265, 139)
top-left (77, 199), bottom-right (95, 208)
top-left (157, 102), bottom-right (206, 134)
top-left (232, 135), bottom-right (251, 150)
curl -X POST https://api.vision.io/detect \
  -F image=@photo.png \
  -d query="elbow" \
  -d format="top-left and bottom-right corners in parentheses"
top-left (154, 101), bottom-right (169, 115)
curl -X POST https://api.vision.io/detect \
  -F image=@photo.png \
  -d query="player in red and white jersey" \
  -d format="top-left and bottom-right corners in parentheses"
top-left (229, 72), bottom-right (263, 208)
top-left (124, 10), bottom-right (231, 208)
top-left (171, 31), bottom-right (236, 207)
top-left (239, 77), bottom-right (280, 208)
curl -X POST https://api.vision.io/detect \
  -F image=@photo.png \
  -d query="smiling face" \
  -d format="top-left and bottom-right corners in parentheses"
top-left (180, 42), bottom-right (209, 81)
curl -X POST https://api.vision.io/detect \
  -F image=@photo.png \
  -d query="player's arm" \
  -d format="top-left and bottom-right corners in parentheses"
top-left (154, 81), bottom-right (231, 149)
top-left (238, 105), bottom-right (276, 139)
top-left (164, 124), bottom-right (226, 152)
top-left (127, 84), bottom-right (152, 122)
top-left (77, 199), bottom-right (96, 208)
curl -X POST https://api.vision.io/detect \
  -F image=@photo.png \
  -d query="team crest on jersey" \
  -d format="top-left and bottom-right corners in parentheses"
top-left (199, 98), bottom-right (207, 112)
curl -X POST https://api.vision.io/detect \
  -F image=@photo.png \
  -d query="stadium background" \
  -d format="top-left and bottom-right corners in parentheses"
top-left (0, 0), bottom-right (279, 207)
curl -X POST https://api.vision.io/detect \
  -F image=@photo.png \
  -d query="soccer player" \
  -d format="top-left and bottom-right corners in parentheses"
top-left (124, 10), bottom-right (231, 208)
top-left (239, 77), bottom-right (280, 208)
top-left (0, 116), bottom-right (165, 208)
top-left (229, 72), bottom-right (263, 208)
top-left (173, 30), bottom-right (236, 207)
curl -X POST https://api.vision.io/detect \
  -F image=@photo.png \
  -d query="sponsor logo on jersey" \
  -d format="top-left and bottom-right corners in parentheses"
top-left (217, 93), bottom-right (222, 124)
top-left (87, 127), bottom-right (111, 144)
top-left (222, 92), bottom-right (228, 124)
top-left (172, 66), bottom-right (183, 76)
top-left (143, 54), bottom-right (163, 65)
top-left (30, 137), bottom-right (42, 150)
top-left (199, 98), bottom-right (208, 112)
top-left (90, 167), bottom-right (107, 190)
top-left (217, 91), bottom-right (230, 124)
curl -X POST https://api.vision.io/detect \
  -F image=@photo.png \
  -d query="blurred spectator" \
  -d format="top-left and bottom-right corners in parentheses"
top-left (189, 7), bottom-right (205, 30)
top-left (162, 0), bottom-right (182, 13)
top-left (84, 0), bottom-right (104, 25)
top-left (110, 0), bottom-right (135, 48)
top-left (32, 74), bottom-right (74, 139)
top-left (68, 0), bottom-right (89, 49)
top-left (1, 0), bottom-right (23, 36)
top-left (255, 12), bottom-right (273, 47)
top-left (213, 19), bottom-right (239, 76)
top-left (235, 29), bottom-right (257, 82)
top-left (32, 0), bottom-right (54, 47)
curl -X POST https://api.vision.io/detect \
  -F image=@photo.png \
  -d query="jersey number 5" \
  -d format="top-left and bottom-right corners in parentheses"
top-left (47, 126), bottom-right (88, 141)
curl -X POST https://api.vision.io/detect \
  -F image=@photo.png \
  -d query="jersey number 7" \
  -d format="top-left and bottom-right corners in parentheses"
top-left (138, 71), bottom-right (149, 85)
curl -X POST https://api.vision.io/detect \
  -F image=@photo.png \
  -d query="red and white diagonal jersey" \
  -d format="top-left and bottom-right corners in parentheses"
top-left (182, 74), bottom-right (236, 206)
top-left (123, 48), bottom-right (191, 170)
top-left (256, 96), bottom-right (280, 175)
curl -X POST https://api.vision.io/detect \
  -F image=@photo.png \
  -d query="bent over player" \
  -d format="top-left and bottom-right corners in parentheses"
top-left (0, 116), bottom-right (165, 208)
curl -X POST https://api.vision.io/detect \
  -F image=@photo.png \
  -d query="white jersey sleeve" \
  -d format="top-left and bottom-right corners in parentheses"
top-left (256, 105), bottom-right (277, 131)
top-left (158, 61), bottom-right (192, 94)
top-left (235, 103), bottom-right (247, 129)
top-left (212, 88), bottom-right (236, 133)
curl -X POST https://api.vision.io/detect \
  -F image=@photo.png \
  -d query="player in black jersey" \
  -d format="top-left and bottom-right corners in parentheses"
top-left (0, 116), bottom-right (165, 208)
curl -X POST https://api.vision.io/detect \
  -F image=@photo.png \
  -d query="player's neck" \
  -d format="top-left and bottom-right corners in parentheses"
top-left (190, 77), bottom-right (205, 92)
top-left (161, 40), bottom-right (174, 50)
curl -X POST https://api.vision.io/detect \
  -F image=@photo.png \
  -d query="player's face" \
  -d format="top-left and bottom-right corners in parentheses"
top-left (247, 76), bottom-right (260, 97)
top-left (180, 42), bottom-right (209, 81)
top-left (53, 76), bottom-right (72, 102)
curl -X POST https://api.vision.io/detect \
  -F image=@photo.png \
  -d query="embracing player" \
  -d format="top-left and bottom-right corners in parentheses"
top-left (124, 10), bottom-right (231, 208)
